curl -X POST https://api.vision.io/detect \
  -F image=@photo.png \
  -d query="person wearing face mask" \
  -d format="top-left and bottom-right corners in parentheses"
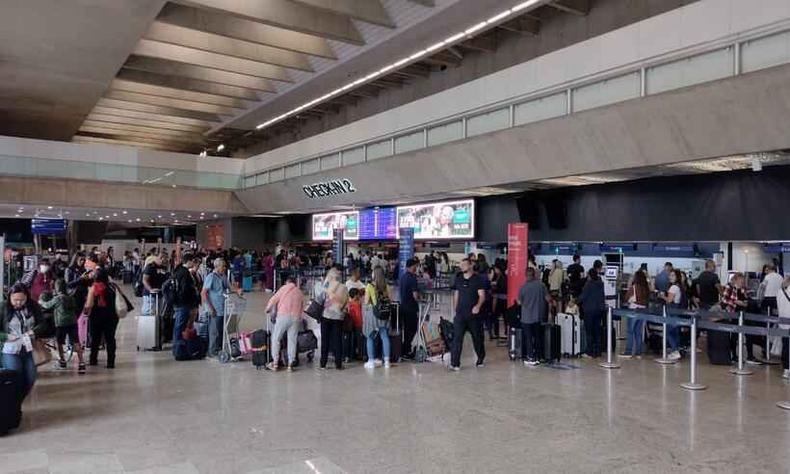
top-left (21, 258), bottom-right (55, 303)
top-left (1, 284), bottom-right (47, 414)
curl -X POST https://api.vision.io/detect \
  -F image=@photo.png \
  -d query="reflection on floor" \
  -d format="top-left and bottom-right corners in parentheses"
top-left (3, 289), bottom-right (790, 473)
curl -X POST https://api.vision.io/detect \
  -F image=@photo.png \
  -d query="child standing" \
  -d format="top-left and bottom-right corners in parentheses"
top-left (39, 279), bottom-right (86, 374)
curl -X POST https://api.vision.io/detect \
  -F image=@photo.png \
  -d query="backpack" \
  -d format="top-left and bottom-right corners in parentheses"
top-left (373, 288), bottom-right (392, 321)
top-left (161, 273), bottom-right (178, 306)
top-left (133, 267), bottom-right (145, 297)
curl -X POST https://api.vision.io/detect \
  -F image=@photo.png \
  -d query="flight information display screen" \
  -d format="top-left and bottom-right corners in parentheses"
top-left (312, 211), bottom-right (359, 241)
top-left (396, 199), bottom-right (474, 240)
top-left (359, 207), bottom-right (397, 240)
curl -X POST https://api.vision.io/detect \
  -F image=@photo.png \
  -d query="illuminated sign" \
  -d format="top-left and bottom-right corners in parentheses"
top-left (396, 199), bottom-right (474, 240)
top-left (312, 211), bottom-right (359, 241)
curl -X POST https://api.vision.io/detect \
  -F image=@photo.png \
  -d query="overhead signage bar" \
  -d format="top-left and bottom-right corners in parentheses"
top-left (303, 179), bottom-right (356, 199)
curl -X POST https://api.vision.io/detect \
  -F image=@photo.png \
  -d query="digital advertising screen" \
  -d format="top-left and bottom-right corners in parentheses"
top-left (359, 207), bottom-right (397, 241)
top-left (396, 199), bottom-right (474, 240)
top-left (312, 211), bottom-right (359, 241)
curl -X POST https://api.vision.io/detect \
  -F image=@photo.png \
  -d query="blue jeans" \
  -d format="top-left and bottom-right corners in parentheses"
top-left (172, 306), bottom-right (191, 356)
top-left (667, 325), bottom-right (680, 351)
top-left (625, 318), bottom-right (645, 355)
top-left (367, 326), bottom-right (391, 361)
top-left (2, 349), bottom-right (37, 403)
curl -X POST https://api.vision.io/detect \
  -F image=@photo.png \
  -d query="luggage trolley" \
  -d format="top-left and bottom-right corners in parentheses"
top-left (219, 293), bottom-right (247, 364)
top-left (412, 301), bottom-right (432, 363)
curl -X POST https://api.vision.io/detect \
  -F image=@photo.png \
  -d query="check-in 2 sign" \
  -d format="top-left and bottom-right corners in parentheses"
top-left (302, 179), bottom-right (356, 199)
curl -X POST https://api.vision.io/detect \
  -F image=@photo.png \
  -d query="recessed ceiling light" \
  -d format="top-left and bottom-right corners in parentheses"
top-left (213, 214), bottom-right (218, 218)
top-left (112, 213), bottom-right (118, 217)
top-left (14, 214), bottom-right (20, 217)
top-left (158, 215), bottom-right (163, 218)
top-left (217, 144), bottom-right (225, 152)
top-left (122, 211), bottom-right (127, 215)
top-left (135, 218), bottom-right (141, 222)
top-left (187, 215), bottom-right (192, 218)
top-left (47, 206), bottom-right (53, 210)
top-left (99, 217), bottom-right (104, 221)
top-left (170, 213), bottom-right (175, 216)
top-left (86, 213), bottom-right (90, 217)
top-left (128, 219), bottom-right (132, 223)
top-left (65, 211), bottom-right (70, 215)
top-left (171, 184), bottom-right (176, 188)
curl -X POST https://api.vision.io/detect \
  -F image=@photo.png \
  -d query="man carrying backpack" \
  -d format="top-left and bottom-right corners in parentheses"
top-left (167, 253), bottom-right (201, 359)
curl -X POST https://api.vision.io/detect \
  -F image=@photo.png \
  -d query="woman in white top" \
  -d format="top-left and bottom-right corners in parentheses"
top-left (776, 275), bottom-right (790, 379)
top-left (319, 267), bottom-right (348, 370)
top-left (659, 269), bottom-right (683, 361)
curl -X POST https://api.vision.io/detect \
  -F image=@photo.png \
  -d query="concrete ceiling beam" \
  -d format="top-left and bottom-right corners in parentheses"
top-left (124, 56), bottom-right (276, 92)
top-left (72, 134), bottom-right (197, 153)
top-left (111, 78), bottom-right (256, 109)
top-left (91, 106), bottom-right (218, 129)
top-left (291, 0), bottom-right (394, 28)
top-left (497, 16), bottom-right (541, 36)
top-left (78, 126), bottom-right (205, 145)
top-left (81, 120), bottom-right (207, 138)
top-left (96, 97), bottom-right (224, 123)
top-left (117, 69), bottom-right (264, 101)
top-left (134, 39), bottom-right (293, 82)
top-left (144, 21), bottom-right (313, 72)
top-left (174, 0), bottom-right (364, 45)
top-left (157, 3), bottom-right (336, 59)
top-left (549, 0), bottom-right (590, 16)
top-left (104, 90), bottom-right (243, 116)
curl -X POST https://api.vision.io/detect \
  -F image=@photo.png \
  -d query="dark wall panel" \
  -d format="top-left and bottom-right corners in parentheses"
top-left (478, 166), bottom-right (790, 242)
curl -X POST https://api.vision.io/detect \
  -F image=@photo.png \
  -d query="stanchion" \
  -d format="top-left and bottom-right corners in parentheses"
top-left (731, 311), bottom-right (753, 376)
top-left (681, 316), bottom-right (707, 391)
top-left (655, 306), bottom-right (677, 365)
top-left (777, 331), bottom-right (790, 410)
top-left (599, 306), bottom-right (620, 369)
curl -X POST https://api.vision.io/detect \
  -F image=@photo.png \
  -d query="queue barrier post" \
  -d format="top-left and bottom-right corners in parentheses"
top-left (731, 311), bottom-right (753, 376)
top-left (599, 306), bottom-right (620, 369)
top-left (778, 329), bottom-right (790, 410)
top-left (655, 306), bottom-right (677, 365)
top-left (680, 316), bottom-right (707, 391)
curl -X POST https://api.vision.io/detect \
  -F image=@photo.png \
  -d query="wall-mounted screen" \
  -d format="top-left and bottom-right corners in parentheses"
top-left (312, 211), bottom-right (359, 241)
top-left (396, 199), bottom-right (474, 240)
top-left (31, 218), bottom-right (67, 236)
top-left (359, 207), bottom-right (397, 241)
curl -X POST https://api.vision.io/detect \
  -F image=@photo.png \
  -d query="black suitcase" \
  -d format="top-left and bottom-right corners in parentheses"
top-left (250, 329), bottom-right (271, 369)
top-left (389, 304), bottom-right (403, 362)
top-left (508, 326), bottom-right (522, 361)
top-left (0, 369), bottom-right (22, 435)
top-left (707, 329), bottom-right (731, 365)
top-left (542, 323), bottom-right (561, 363)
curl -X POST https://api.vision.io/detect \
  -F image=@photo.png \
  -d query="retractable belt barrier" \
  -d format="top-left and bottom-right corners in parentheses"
top-left (611, 308), bottom-right (790, 408)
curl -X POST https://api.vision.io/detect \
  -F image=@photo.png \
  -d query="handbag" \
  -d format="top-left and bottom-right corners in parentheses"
top-left (304, 292), bottom-right (325, 322)
top-left (112, 284), bottom-right (128, 319)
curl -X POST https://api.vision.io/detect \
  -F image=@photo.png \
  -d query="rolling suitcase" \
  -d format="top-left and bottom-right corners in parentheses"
top-left (508, 325), bottom-right (522, 361)
top-left (0, 369), bottom-right (22, 435)
top-left (389, 303), bottom-right (403, 362)
top-left (542, 322), bottom-right (561, 363)
top-left (558, 313), bottom-right (583, 357)
top-left (243, 275), bottom-right (253, 292)
top-left (136, 292), bottom-right (161, 351)
top-left (251, 328), bottom-right (271, 369)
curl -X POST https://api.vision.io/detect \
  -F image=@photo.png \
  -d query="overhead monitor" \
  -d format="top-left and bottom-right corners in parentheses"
top-left (396, 199), bottom-right (475, 240)
top-left (359, 207), bottom-right (397, 241)
top-left (312, 211), bottom-right (359, 241)
top-left (31, 218), bottom-right (67, 236)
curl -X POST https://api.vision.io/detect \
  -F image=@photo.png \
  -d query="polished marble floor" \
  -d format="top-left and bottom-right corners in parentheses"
top-left (4, 289), bottom-right (790, 473)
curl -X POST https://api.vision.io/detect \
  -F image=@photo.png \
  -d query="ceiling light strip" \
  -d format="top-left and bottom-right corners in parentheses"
top-left (254, 0), bottom-right (543, 132)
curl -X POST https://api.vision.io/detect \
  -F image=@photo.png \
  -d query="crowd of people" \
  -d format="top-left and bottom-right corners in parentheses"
top-left (2, 243), bottom-right (789, 435)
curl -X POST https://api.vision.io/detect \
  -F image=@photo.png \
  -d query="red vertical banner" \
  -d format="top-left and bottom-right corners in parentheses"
top-left (507, 223), bottom-right (529, 306)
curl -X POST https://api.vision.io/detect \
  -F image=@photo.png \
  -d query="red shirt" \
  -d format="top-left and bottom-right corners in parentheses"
top-left (348, 300), bottom-right (363, 330)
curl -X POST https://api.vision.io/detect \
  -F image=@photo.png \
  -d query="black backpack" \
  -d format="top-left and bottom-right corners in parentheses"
top-left (373, 289), bottom-right (392, 321)
top-left (161, 273), bottom-right (178, 306)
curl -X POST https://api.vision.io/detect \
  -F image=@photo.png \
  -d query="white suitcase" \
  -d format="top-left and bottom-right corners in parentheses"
top-left (136, 293), bottom-right (161, 351)
top-left (558, 313), bottom-right (582, 357)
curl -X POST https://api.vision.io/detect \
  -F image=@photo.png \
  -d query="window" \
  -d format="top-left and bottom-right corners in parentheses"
top-left (466, 107), bottom-right (510, 137)
top-left (514, 92), bottom-right (567, 126)
top-left (647, 47), bottom-right (734, 95)
top-left (394, 131), bottom-right (424, 154)
top-left (427, 120), bottom-right (463, 146)
top-left (572, 72), bottom-right (641, 112)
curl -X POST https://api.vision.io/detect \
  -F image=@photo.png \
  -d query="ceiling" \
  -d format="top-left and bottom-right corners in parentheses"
top-left (0, 203), bottom-right (227, 226)
top-left (0, 0), bottom-right (595, 154)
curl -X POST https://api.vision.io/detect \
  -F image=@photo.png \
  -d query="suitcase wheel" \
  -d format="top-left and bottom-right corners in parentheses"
top-left (218, 351), bottom-right (230, 364)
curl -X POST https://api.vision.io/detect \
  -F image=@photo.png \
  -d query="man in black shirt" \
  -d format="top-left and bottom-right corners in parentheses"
top-left (567, 255), bottom-right (585, 299)
top-left (399, 258), bottom-right (420, 359)
top-left (170, 253), bottom-right (201, 357)
top-left (694, 260), bottom-right (722, 310)
top-left (450, 258), bottom-right (486, 371)
top-left (142, 254), bottom-right (165, 316)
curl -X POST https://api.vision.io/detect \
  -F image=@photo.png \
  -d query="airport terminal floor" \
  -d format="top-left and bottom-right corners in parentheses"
top-left (3, 288), bottom-right (790, 474)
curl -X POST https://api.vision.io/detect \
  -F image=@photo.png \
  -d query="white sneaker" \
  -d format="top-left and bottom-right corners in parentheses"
top-left (374, 359), bottom-right (383, 367)
top-left (449, 365), bottom-right (461, 372)
top-left (384, 361), bottom-right (391, 368)
top-left (363, 361), bottom-right (375, 369)
top-left (783, 369), bottom-right (789, 380)
top-left (668, 351), bottom-right (682, 361)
